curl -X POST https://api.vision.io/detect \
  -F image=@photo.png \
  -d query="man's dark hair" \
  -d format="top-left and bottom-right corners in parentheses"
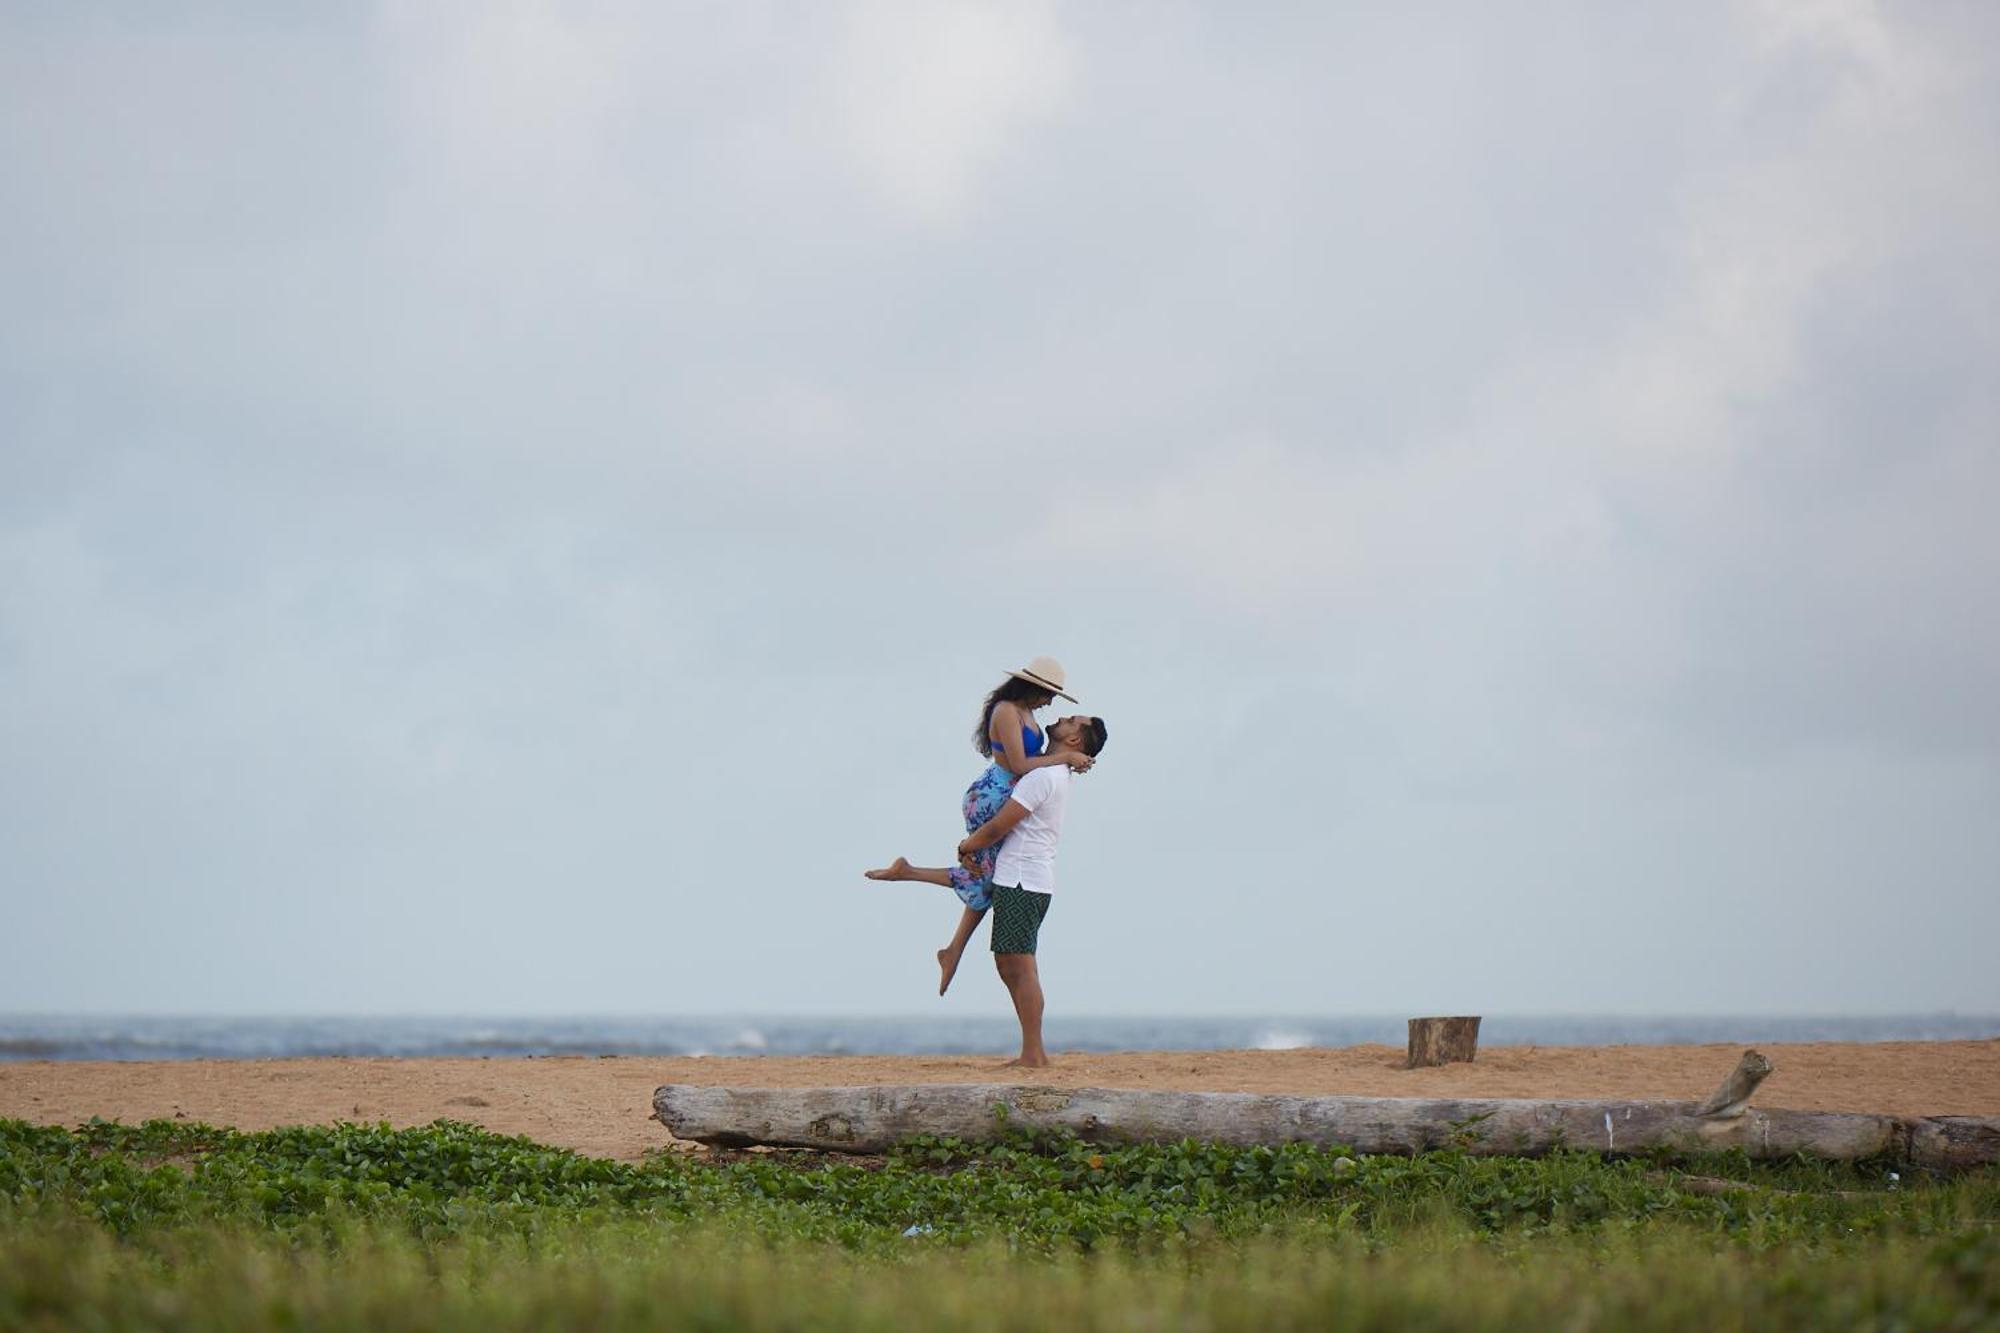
top-left (973, 676), bottom-right (1054, 756)
top-left (1080, 716), bottom-right (1109, 758)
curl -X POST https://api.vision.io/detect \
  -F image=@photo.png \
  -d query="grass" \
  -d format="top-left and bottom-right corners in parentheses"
top-left (2, 1116), bottom-right (1996, 1329)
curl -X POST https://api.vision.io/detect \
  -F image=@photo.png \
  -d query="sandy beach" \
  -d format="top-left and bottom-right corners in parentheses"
top-left (4, 1040), bottom-right (1995, 1162)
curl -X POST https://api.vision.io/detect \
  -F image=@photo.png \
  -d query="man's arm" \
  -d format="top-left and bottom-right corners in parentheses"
top-left (958, 797), bottom-right (1031, 866)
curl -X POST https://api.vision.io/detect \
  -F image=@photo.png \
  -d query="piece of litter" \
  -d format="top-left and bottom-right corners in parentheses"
top-left (902, 1224), bottom-right (935, 1238)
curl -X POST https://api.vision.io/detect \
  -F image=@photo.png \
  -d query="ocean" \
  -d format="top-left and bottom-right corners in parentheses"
top-left (2, 1013), bottom-right (1994, 1062)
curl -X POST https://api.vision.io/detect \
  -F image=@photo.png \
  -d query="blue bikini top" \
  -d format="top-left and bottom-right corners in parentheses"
top-left (992, 723), bottom-right (1045, 760)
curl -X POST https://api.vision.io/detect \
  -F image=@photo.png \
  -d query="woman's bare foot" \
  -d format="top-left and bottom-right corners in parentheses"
top-left (1003, 1055), bottom-right (1053, 1069)
top-left (937, 947), bottom-right (962, 996)
top-left (864, 857), bottom-right (912, 881)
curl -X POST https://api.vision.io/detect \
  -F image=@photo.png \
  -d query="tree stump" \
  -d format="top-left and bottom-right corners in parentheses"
top-left (1406, 1016), bottom-right (1481, 1068)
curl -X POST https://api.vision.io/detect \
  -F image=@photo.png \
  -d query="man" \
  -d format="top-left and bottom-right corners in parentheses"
top-left (956, 713), bottom-right (1109, 1068)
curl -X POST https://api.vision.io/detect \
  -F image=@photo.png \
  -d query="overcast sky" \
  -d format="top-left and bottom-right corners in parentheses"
top-left (3, 2), bottom-right (1996, 1022)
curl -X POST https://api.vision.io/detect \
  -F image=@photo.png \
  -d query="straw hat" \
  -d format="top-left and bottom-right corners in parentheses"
top-left (1007, 656), bottom-right (1077, 703)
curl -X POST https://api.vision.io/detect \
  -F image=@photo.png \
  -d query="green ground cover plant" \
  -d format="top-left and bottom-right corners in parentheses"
top-left (2, 1117), bottom-right (1995, 1329)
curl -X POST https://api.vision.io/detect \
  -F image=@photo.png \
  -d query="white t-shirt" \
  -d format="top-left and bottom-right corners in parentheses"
top-left (991, 765), bottom-right (1071, 895)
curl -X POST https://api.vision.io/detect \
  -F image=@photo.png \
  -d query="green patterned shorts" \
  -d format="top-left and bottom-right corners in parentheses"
top-left (989, 884), bottom-right (1052, 955)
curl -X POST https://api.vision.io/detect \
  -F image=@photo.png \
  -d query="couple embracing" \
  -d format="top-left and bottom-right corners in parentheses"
top-left (865, 657), bottom-right (1109, 1067)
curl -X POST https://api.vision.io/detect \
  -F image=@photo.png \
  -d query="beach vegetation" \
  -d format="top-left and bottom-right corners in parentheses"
top-left (1, 1117), bottom-right (1994, 1329)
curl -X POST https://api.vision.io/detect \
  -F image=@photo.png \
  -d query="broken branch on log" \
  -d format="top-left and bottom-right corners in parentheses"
top-left (1694, 1049), bottom-right (1774, 1118)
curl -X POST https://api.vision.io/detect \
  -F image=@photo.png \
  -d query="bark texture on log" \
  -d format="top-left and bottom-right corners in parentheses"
top-left (1406, 1017), bottom-right (1481, 1068)
top-left (651, 1083), bottom-right (2000, 1167)
top-left (1906, 1117), bottom-right (2000, 1172)
top-left (1694, 1049), bottom-right (1774, 1118)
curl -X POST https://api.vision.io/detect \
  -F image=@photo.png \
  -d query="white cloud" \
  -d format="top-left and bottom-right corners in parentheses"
top-left (828, 0), bottom-right (1076, 224)
top-left (1029, 2), bottom-right (1995, 611)
top-left (368, 3), bottom-right (646, 186)
top-left (1027, 436), bottom-right (1519, 619)
top-left (1578, 0), bottom-right (1980, 478)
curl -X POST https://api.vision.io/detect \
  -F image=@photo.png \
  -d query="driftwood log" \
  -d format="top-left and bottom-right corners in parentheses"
top-left (1407, 1017), bottom-right (1481, 1068)
top-left (653, 1083), bottom-right (2000, 1170)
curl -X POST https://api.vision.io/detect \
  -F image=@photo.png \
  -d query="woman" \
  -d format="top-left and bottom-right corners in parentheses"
top-left (865, 656), bottom-right (1094, 994)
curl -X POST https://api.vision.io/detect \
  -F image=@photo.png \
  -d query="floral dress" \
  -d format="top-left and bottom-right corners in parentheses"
top-left (947, 724), bottom-right (1043, 911)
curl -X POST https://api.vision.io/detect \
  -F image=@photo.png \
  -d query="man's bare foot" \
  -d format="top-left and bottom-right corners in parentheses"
top-left (864, 857), bottom-right (911, 881)
top-left (937, 947), bottom-right (963, 996)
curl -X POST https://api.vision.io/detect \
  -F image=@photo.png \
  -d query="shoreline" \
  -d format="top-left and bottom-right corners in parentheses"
top-left (5, 1040), bottom-right (1997, 1163)
top-left (9, 1015), bottom-right (1996, 1065)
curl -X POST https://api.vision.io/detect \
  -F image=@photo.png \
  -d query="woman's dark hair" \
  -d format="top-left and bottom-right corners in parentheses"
top-left (974, 676), bottom-right (1050, 756)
